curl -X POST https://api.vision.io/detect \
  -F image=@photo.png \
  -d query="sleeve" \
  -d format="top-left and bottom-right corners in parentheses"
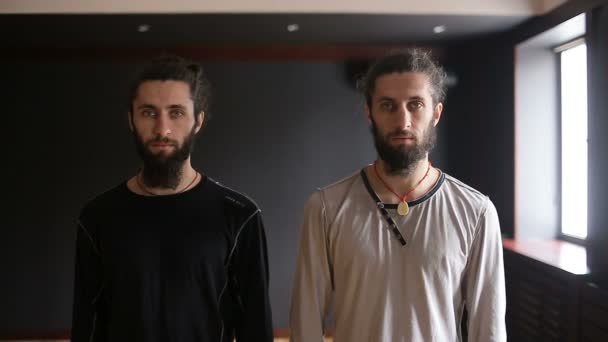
top-left (463, 198), bottom-right (507, 342)
top-left (289, 191), bottom-right (333, 342)
top-left (233, 210), bottom-right (274, 342)
top-left (71, 219), bottom-right (106, 342)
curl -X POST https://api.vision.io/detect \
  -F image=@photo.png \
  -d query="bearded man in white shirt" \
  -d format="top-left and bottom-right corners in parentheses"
top-left (290, 48), bottom-right (507, 342)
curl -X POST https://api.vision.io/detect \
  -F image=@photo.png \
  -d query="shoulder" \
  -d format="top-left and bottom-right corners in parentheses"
top-left (205, 177), bottom-right (261, 217)
top-left (205, 178), bottom-right (266, 244)
top-left (314, 171), bottom-right (362, 202)
top-left (440, 173), bottom-right (498, 228)
top-left (441, 173), bottom-right (489, 209)
top-left (303, 170), bottom-right (363, 218)
top-left (79, 182), bottom-right (127, 221)
top-left (77, 182), bottom-right (128, 238)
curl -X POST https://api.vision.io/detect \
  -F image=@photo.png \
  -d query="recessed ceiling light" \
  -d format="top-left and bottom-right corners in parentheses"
top-left (287, 24), bottom-right (299, 32)
top-left (433, 25), bottom-right (446, 34)
top-left (138, 24), bottom-right (151, 33)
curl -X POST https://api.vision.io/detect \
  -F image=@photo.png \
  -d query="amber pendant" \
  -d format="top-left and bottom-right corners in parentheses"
top-left (397, 201), bottom-right (409, 216)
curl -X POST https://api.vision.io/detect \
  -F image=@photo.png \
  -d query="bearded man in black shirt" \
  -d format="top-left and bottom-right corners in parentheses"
top-left (71, 55), bottom-right (273, 342)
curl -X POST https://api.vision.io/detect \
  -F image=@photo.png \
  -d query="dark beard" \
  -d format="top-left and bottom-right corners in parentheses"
top-left (133, 127), bottom-right (197, 189)
top-left (371, 119), bottom-right (436, 176)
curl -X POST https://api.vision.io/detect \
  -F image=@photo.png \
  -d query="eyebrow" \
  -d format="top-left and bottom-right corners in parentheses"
top-left (136, 104), bottom-right (155, 110)
top-left (167, 104), bottom-right (187, 110)
top-left (377, 95), bottom-right (426, 102)
top-left (408, 96), bottom-right (425, 102)
top-left (136, 104), bottom-right (187, 110)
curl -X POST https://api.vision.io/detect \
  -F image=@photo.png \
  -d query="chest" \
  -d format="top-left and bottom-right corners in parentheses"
top-left (329, 204), bottom-right (474, 283)
top-left (97, 206), bottom-right (231, 277)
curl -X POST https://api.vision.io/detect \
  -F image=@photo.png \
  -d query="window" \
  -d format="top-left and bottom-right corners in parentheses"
top-left (515, 13), bottom-right (586, 241)
top-left (558, 39), bottom-right (588, 240)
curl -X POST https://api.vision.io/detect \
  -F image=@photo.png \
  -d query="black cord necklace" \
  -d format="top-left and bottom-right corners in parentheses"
top-left (360, 169), bottom-right (407, 246)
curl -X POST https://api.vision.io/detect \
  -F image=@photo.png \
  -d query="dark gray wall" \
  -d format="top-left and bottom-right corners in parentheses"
top-left (3, 62), bottom-right (139, 333)
top-left (442, 42), bottom-right (516, 239)
top-left (587, 4), bottom-right (608, 283)
top-left (0, 60), bottom-right (449, 332)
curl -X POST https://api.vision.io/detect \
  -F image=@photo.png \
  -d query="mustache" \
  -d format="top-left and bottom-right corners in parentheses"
top-left (147, 136), bottom-right (178, 145)
top-left (387, 129), bottom-right (417, 140)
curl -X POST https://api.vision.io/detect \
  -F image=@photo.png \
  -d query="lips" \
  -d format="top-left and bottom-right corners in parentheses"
top-left (149, 142), bottom-right (176, 151)
top-left (391, 135), bottom-right (415, 140)
top-left (148, 139), bottom-right (177, 147)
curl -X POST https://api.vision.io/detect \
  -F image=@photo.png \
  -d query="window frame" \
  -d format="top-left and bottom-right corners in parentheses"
top-left (554, 35), bottom-right (588, 245)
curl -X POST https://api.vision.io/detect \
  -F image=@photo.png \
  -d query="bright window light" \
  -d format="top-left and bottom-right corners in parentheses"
top-left (560, 42), bottom-right (587, 239)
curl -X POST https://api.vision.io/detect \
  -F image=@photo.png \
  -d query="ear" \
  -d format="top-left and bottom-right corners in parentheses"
top-left (432, 102), bottom-right (443, 126)
top-left (365, 105), bottom-right (372, 126)
top-left (194, 111), bottom-right (205, 133)
top-left (128, 112), bottom-right (134, 131)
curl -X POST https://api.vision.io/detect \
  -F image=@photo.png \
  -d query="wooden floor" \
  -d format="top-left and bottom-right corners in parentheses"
top-left (276, 339), bottom-right (333, 342)
top-left (0, 339), bottom-right (333, 342)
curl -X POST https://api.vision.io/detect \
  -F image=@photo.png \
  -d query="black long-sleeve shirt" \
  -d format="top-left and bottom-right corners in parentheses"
top-left (71, 176), bottom-right (273, 342)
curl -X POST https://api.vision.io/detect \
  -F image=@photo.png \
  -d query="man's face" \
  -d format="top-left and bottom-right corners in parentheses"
top-left (130, 80), bottom-right (203, 187)
top-left (366, 72), bottom-right (443, 174)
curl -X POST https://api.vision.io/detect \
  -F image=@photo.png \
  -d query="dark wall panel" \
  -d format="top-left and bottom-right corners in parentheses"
top-left (444, 42), bottom-right (516, 238)
top-left (587, 4), bottom-right (608, 283)
top-left (1, 60), bottom-right (450, 333)
top-left (2, 62), bottom-right (140, 333)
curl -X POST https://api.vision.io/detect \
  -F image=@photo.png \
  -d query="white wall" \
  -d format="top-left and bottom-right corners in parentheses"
top-left (0, 0), bottom-right (567, 15)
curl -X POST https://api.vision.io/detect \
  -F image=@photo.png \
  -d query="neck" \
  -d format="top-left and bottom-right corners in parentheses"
top-left (379, 158), bottom-right (428, 189)
top-left (371, 157), bottom-right (436, 203)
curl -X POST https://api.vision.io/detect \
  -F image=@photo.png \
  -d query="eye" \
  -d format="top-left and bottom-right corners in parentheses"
top-left (379, 101), bottom-right (395, 112)
top-left (170, 110), bottom-right (185, 119)
top-left (141, 109), bottom-right (156, 117)
top-left (408, 101), bottom-right (424, 111)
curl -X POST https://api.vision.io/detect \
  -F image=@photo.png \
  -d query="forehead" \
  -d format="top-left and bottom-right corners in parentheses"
top-left (372, 72), bottom-right (432, 101)
top-left (134, 80), bottom-right (192, 106)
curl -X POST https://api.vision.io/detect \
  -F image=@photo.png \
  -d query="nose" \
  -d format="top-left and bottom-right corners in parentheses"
top-left (153, 113), bottom-right (172, 137)
top-left (396, 103), bottom-right (413, 129)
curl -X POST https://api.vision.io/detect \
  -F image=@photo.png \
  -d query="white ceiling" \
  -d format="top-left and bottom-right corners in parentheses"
top-left (0, 0), bottom-right (568, 15)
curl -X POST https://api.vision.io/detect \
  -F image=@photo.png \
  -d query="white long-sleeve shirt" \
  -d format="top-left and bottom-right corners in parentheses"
top-left (290, 169), bottom-right (506, 342)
